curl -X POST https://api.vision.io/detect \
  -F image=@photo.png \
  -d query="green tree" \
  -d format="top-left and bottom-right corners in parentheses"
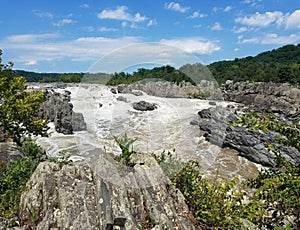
top-left (0, 50), bottom-right (49, 145)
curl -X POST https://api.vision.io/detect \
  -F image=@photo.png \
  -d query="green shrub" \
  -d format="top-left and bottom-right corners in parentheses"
top-left (50, 150), bottom-right (73, 168)
top-left (114, 134), bottom-right (137, 166)
top-left (153, 150), bottom-right (300, 229)
top-left (171, 160), bottom-right (245, 228)
top-left (247, 155), bottom-right (300, 229)
top-left (0, 138), bottom-right (47, 218)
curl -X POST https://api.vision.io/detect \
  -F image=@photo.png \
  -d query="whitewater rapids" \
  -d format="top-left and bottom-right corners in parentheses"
top-left (36, 84), bottom-right (260, 180)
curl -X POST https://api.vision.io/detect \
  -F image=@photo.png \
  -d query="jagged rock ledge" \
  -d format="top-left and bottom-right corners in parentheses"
top-left (38, 89), bottom-right (86, 134)
top-left (19, 150), bottom-right (197, 229)
top-left (195, 106), bottom-right (300, 167)
top-left (222, 81), bottom-right (300, 120)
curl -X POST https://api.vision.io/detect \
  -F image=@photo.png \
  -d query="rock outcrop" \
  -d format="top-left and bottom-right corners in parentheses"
top-left (117, 81), bottom-right (204, 98)
top-left (222, 81), bottom-right (300, 120)
top-left (132, 101), bottom-right (157, 111)
top-left (19, 150), bottom-right (197, 230)
top-left (39, 90), bottom-right (86, 134)
top-left (196, 106), bottom-right (300, 167)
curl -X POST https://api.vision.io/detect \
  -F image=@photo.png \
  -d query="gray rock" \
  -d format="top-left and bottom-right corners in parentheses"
top-left (0, 142), bottom-right (21, 164)
top-left (19, 152), bottom-right (197, 230)
top-left (132, 101), bottom-right (157, 111)
top-left (131, 90), bottom-right (143, 96)
top-left (197, 106), bottom-right (300, 167)
top-left (110, 88), bottom-right (117, 94)
top-left (222, 82), bottom-right (300, 119)
top-left (39, 90), bottom-right (86, 134)
top-left (72, 113), bottom-right (87, 131)
top-left (117, 96), bottom-right (128, 102)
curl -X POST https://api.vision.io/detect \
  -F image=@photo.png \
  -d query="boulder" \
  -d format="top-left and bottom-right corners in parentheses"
top-left (117, 96), bottom-right (128, 102)
top-left (132, 101), bottom-right (157, 111)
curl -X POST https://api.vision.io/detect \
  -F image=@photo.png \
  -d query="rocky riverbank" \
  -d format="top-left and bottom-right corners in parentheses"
top-left (192, 81), bottom-right (300, 167)
top-left (38, 88), bottom-right (86, 134)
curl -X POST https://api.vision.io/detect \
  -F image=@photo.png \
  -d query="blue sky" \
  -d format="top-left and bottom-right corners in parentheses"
top-left (0, 0), bottom-right (299, 73)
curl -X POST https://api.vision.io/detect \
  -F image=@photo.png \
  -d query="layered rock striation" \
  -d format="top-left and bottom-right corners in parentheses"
top-left (19, 150), bottom-right (197, 229)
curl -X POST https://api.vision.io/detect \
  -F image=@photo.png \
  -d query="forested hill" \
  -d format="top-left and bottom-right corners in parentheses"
top-left (208, 44), bottom-right (300, 84)
top-left (13, 43), bottom-right (300, 85)
top-left (13, 70), bottom-right (84, 83)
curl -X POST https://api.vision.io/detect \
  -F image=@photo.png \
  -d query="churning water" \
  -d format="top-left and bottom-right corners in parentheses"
top-left (36, 84), bottom-right (260, 181)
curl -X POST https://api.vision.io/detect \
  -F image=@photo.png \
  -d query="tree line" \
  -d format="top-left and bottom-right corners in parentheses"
top-left (208, 44), bottom-right (300, 84)
top-left (106, 65), bottom-right (196, 85)
top-left (12, 43), bottom-right (300, 85)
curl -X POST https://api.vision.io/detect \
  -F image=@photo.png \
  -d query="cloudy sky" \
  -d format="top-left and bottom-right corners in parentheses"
top-left (0, 0), bottom-right (299, 72)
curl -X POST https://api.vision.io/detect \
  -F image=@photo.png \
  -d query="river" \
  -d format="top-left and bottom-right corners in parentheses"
top-left (36, 84), bottom-right (261, 182)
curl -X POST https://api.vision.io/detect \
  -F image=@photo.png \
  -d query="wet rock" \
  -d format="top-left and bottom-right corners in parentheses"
top-left (132, 101), bottom-right (157, 111)
top-left (72, 113), bottom-right (87, 131)
top-left (19, 152), bottom-right (197, 230)
top-left (209, 101), bottom-right (217, 106)
top-left (198, 108), bottom-right (212, 119)
top-left (131, 90), bottom-right (143, 96)
top-left (197, 106), bottom-right (300, 167)
top-left (39, 90), bottom-right (86, 134)
top-left (110, 88), bottom-right (117, 94)
top-left (117, 96), bottom-right (128, 102)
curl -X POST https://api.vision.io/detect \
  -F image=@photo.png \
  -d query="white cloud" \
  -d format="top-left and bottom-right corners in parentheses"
top-left (211, 22), bottom-right (223, 30)
top-left (87, 43), bottom-right (211, 73)
top-left (160, 37), bottom-right (221, 54)
top-left (235, 11), bottom-right (283, 27)
top-left (24, 60), bottom-right (37, 66)
top-left (0, 33), bottom-right (222, 72)
top-left (147, 19), bottom-right (157, 27)
top-left (0, 33), bottom-right (143, 64)
top-left (7, 33), bottom-right (59, 43)
top-left (98, 6), bottom-right (147, 23)
top-left (238, 37), bottom-right (260, 44)
top-left (212, 7), bottom-right (222, 13)
top-left (224, 6), bottom-right (232, 12)
top-left (80, 3), bottom-right (89, 9)
top-left (285, 10), bottom-right (300, 30)
top-left (234, 48), bottom-right (240, 52)
top-left (85, 26), bottom-right (95, 32)
top-left (33, 10), bottom-right (53, 19)
top-left (242, 0), bottom-right (262, 7)
top-left (53, 19), bottom-right (74, 27)
top-left (232, 26), bottom-right (248, 33)
top-left (238, 33), bottom-right (300, 45)
top-left (122, 21), bottom-right (128, 27)
top-left (164, 2), bottom-right (190, 13)
top-left (261, 33), bottom-right (300, 44)
top-left (188, 11), bottom-right (206, 19)
top-left (99, 27), bottom-right (118, 32)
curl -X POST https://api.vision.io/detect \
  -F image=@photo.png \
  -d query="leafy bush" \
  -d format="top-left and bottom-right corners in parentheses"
top-left (49, 150), bottom-right (73, 168)
top-left (0, 138), bottom-right (47, 218)
top-left (171, 160), bottom-right (246, 228)
top-left (247, 155), bottom-right (300, 229)
top-left (154, 149), bottom-right (300, 229)
top-left (114, 134), bottom-right (137, 166)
